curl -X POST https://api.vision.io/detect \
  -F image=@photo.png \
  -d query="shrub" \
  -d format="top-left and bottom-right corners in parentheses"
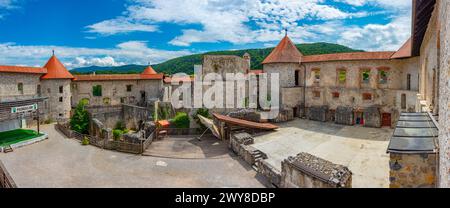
top-left (171, 112), bottom-right (190, 129)
top-left (70, 101), bottom-right (90, 134)
top-left (113, 129), bottom-right (123, 141)
top-left (115, 121), bottom-right (126, 131)
top-left (44, 118), bottom-right (54, 124)
top-left (193, 108), bottom-right (210, 130)
top-left (82, 136), bottom-right (90, 145)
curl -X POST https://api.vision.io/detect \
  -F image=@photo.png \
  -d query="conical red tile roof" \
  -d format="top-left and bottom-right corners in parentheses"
top-left (142, 66), bottom-right (157, 75)
top-left (41, 55), bottom-right (74, 79)
top-left (262, 35), bottom-right (302, 64)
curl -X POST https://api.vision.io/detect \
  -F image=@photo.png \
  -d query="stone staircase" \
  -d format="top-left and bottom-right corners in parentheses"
top-left (3, 146), bottom-right (13, 153)
top-left (251, 149), bottom-right (267, 171)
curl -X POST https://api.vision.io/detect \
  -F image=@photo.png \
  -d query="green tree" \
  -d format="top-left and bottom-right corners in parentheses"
top-left (171, 112), bottom-right (190, 129)
top-left (70, 101), bottom-right (90, 134)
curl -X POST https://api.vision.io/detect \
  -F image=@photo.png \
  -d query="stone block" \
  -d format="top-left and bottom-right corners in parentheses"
top-left (308, 106), bottom-right (329, 122)
top-left (281, 152), bottom-right (352, 188)
top-left (364, 107), bottom-right (381, 128)
top-left (335, 106), bottom-right (354, 126)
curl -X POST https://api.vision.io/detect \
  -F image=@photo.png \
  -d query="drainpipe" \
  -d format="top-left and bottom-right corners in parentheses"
top-left (300, 57), bottom-right (307, 118)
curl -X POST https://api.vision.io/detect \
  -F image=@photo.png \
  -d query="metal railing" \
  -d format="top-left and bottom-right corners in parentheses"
top-left (0, 160), bottom-right (17, 188)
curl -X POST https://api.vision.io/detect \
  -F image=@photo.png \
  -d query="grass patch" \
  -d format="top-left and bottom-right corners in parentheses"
top-left (0, 129), bottom-right (44, 147)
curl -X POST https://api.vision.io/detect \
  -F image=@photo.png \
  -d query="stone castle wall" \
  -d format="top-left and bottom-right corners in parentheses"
top-left (0, 73), bottom-right (42, 102)
top-left (72, 80), bottom-right (162, 107)
top-left (419, 4), bottom-right (440, 113)
top-left (438, 0), bottom-right (450, 188)
top-left (41, 79), bottom-right (72, 121)
top-left (389, 153), bottom-right (437, 188)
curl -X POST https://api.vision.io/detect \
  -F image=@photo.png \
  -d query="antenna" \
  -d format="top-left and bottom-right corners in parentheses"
top-left (52, 49), bottom-right (55, 56)
top-left (284, 28), bottom-right (288, 37)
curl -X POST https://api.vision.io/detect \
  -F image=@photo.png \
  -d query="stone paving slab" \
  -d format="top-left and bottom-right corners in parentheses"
top-left (143, 136), bottom-right (229, 159)
top-left (251, 119), bottom-right (393, 188)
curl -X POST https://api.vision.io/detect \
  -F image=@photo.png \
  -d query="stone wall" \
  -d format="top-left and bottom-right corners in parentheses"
top-left (389, 153), bottom-right (437, 188)
top-left (123, 104), bottom-right (154, 130)
top-left (0, 73), bottom-right (42, 103)
top-left (438, 0), bottom-right (450, 188)
top-left (308, 106), bottom-right (328, 122)
top-left (258, 160), bottom-right (282, 188)
top-left (335, 106), bottom-right (353, 125)
top-left (72, 79), bottom-right (162, 107)
top-left (364, 107), bottom-right (381, 128)
top-left (280, 153), bottom-right (352, 188)
top-left (41, 79), bottom-right (72, 121)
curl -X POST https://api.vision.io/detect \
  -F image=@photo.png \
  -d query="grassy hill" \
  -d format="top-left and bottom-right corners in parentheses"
top-left (71, 42), bottom-right (363, 75)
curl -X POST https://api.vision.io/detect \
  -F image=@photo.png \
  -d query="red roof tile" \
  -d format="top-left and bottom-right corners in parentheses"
top-left (142, 66), bottom-right (158, 75)
top-left (302, 52), bottom-right (395, 63)
top-left (164, 76), bottom-right (194, 83)
top-left (249, 70), bottom-right (263, 75)
top-left (391, 38), bottom-right (412, 59)
top-left (41, 55), bottom-right (74, 79)
top-left (74, 74), bottom-right (163, 81)
top-left (262, 35), bottom-right (303, 64)
top-left (0, 65), bottom-right (47, 74)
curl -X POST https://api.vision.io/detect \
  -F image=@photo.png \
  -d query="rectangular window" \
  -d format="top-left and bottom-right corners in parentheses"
top-left (37, 85), bottom-right (41, 96)
top-left (313, 91), bottom-right (321, 98)
top-left (126, 85), bottom-right (133, 92)
top-left (59, 97), bottom-right (63, 102)
top-left (338, 70), bottom-right (347, 85)
top-left (362, 70), bottom-right (370, 84)
top-left (93, 85), bottom-right (102, 97)
top-left (362, 93), bottom-right (372, 101)
top-left (295, 70), bottom-right (300, 86)
top-left (379, 70), bottom-right (388, 84)
top-left (120, 97), bottom-right (126, 104)
top-left (18, 83), bottom-right (24, 94)
top-left (401, 94), bottom-right (407, 109)
top-left (59, 86), bottom-right (64, 93)
top-left (407, 74), bottom-right (411, 90)
top-left (313, 69), bottom-right (320, 83)
top-left (332, 92), bottom-right (340, 99)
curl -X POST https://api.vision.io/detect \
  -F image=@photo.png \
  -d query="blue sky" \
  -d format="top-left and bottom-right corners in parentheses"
top-left (0, 0), bottom-right (412, 69)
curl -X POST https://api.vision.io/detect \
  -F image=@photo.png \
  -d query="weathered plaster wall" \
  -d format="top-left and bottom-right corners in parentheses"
top-left (41, 79), bottom-right (72, 120)
top-left (0, 73), bottom-right (42, 102)
top-left (389, 153), bottom-right (437, 188)
top-left (72, 80), bottom-right (162, 107)
top-left (438, 0), bottom-right (450, 188)
top-left (419, 5), bottom-right (440, 113)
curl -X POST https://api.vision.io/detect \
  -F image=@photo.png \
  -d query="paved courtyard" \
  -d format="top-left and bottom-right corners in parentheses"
top-left (251, 119), bottom-right (393, 188)
top-left (0, 124), bottom-right (267, 188)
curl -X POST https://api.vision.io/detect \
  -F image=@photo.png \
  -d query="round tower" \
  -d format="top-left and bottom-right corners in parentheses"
top-left (40, 53), bottom-right (74, 121)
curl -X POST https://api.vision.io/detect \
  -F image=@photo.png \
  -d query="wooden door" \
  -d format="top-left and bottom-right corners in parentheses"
top-left (382, 113), bottom-right (391, 127)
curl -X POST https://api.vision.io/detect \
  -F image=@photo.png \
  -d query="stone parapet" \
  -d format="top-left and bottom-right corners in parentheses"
top-left (281, 153), bottom-right (352, 188)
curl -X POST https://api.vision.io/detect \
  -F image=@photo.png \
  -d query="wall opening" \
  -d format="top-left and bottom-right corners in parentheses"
top-left (401, 94), bottom-right (407, 110)
top-left (295, 70), bottom-right (300, 86)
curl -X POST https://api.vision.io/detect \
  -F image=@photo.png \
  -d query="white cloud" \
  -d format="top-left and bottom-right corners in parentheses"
top-left (86, 18), bottom-right (158, 35)
top-left (88, 0), bottom-right (371, 46)
top-left (65, 56), bottom-right (126, 68)
top-left (0, 0), bottom-right (19, 18)
top-left (0, 41), bottom-right (192, 69)
top-left (337, 14), bottom-right (411, 51)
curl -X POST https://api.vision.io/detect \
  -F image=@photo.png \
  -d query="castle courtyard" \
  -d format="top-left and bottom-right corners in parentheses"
top-left (251, 119), bottom-right (393, 188)
top-left (0, 124), bottom-right (267, 188)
